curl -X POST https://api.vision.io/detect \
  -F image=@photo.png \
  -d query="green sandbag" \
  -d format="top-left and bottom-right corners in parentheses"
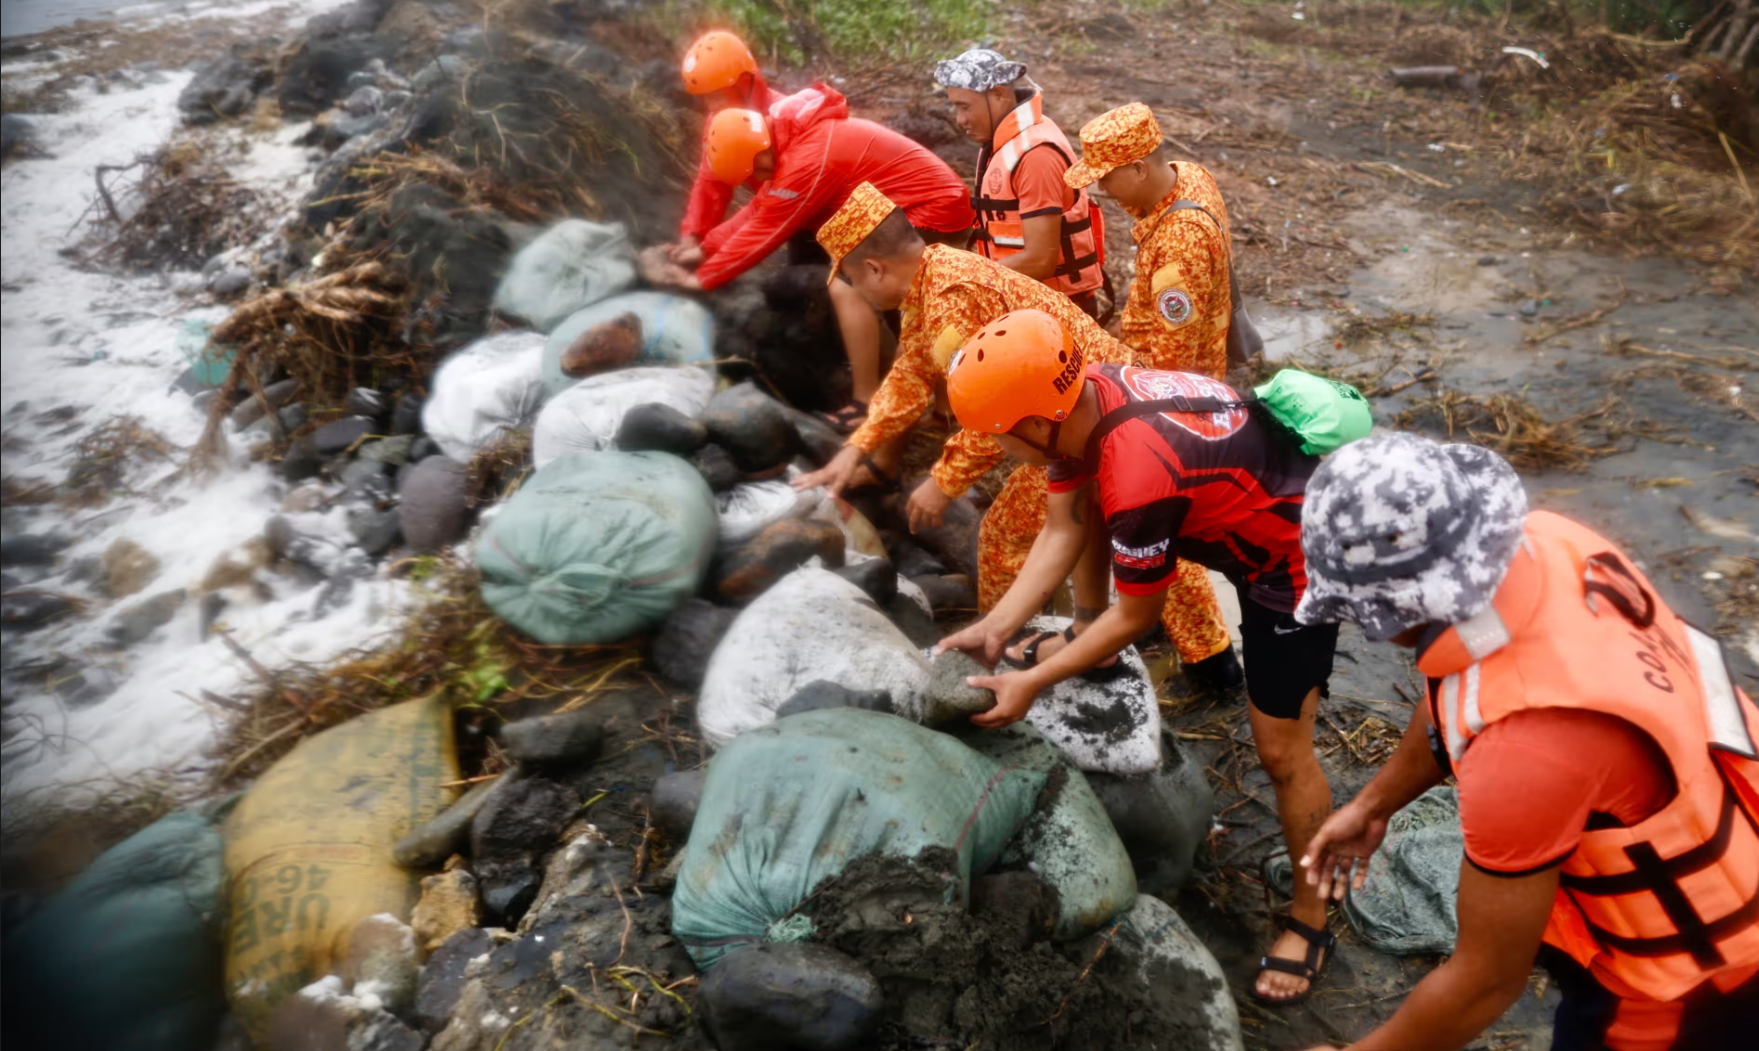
top-left (1254, 369), bottom-right (1373, 455)
top-left (476, 450), bottom-right (716, 645)
top-left (2, 810), bottom-right (227, 1051)
top-left (966, 725), bottom-right (1140, 941)
top-left (672, 709), bottom-right (1049, 969)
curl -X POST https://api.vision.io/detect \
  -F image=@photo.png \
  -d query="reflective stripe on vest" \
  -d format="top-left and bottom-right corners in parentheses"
top-left (970, 94), bottom-right (1104, 296)
top-left (1419, 510), bottom-right (1759, 1003)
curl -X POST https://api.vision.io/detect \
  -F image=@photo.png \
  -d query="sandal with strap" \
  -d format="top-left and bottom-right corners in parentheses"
top-left (1001, 626), bottom-right (1130, 683)
top-left (1251, 915), bottom-right (1337, 1007)
top-left (818, 400), bottom-right (868, 434)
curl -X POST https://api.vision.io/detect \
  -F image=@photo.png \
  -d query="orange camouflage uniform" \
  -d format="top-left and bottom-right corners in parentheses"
top-left (1122, 161), bottom-right (1232, 380)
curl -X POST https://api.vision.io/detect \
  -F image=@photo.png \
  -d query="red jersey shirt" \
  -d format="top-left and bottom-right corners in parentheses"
top-left (695, 85), bottom-right (974, 290)
top-left (1047, 364), bottom-right (1317, 611)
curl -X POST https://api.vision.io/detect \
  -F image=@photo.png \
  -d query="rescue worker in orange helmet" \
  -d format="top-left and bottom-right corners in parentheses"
top-left (673, 31), bottom-right (779, 260)
top-left (1294, 431), bottom-right (1759, 1051)
top-left (934, 313), bottom-right (1344, 1004)
top-left (934, 49), bottom-right (1111, 321)
top-left (644, 88), bottom-right (973, 434)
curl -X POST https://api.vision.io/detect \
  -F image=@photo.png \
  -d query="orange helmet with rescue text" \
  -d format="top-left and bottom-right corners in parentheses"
top-left (705, 108), bottom-right (771, 185)
top-left (682, 31), bottom-right (759, 96)
top-left (946, 309), bottom-right (1086, 435)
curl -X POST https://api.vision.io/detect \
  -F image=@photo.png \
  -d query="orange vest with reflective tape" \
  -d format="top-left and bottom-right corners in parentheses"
top-left (1419, 510), bottom-right (1759, 1003)
top-left (971, 94), bottom-right (1105, 298)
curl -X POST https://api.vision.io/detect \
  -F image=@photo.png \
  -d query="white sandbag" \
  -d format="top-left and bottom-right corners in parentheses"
top-left (1017, 615), bottom-right (1163, 775)
top-left (1107, 895), bottom-right (1244, 1051)
top-left (716, 480), bottom-right (802, 547)
top-left (493, 219), bottom-right (636, 332)
top-left (542, 292), bottom-right (716, 396)
top-left (531, 365), bottom-right (714, 470)
top-left (422, 331), bottom-right (549, 463)
top-left (698, 568), bottom-right (930, 749)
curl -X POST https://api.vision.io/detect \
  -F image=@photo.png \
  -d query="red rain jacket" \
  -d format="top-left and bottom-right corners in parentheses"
top-left (695, 84), bottom-right (974, 291)
top-left (679, 76), bottom-right (782, 241)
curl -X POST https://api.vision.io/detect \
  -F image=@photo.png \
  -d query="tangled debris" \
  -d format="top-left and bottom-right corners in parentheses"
top-left (62, 415), bottom-right (176, 508)
top-left (1395, 390), bottom-right (1625, 472)
top-left (90, 143), bottom-right (263, 271)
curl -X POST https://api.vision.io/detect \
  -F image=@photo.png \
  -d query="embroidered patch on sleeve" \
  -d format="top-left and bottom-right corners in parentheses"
top-left (1156, 287), bottom-right (1195, 327)
top-left (931, 324), bottom-right (969, 371)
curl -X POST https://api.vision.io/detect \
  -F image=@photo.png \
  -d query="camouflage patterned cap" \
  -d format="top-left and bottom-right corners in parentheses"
top-left (1065, 103), bottom-right (1162, 189)
top-left (1295, 431), bottom-right (1529, 641)
top-left (816, 181), bottom-right (900, 285)
top-left (933, 48), bottom-right (1027, 93)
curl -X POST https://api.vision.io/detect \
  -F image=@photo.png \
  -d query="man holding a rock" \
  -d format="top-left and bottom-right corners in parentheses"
top-left (933, 309), bottom-right (1342, 1006)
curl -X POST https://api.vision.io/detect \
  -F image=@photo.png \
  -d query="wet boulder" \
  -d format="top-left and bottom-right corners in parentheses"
top-left (698, 942), bottom-right (884, 1051)
top-left (689, 444), bottom-right (741, 492)
top-left (782, 405), bottom-right (845, 466)
top-left (920, 650), bottom-right (996, 728)
top-left (468, 777), bottom-right (578, 924)
top-left (178, 45), bottom-right (272, 124)
top-left (713, 518), bottom-right (845, 605)
top-left (497, 710), bottom-right (604, 770)
top-left (650, 598), bottom-right (738, 690)
top-left (397, 455), bottom-right (471, 553)
top-left (277, 32), bottom-right (398, 117)
top-left (345, 506), bottom-right (401, 558)
top-left (105, 589), bottom-right (186, 648)
top-left (281, 435), bottom-right (324, 483)
top-left (886, 591), bottom-right (941, 650)
top-left (558, 312), bottom-right (642, 378)
top-left (0, 532), bottom-right (71, 567)
top-left (413, 927), bottom-right (495, 1032)
top-left (910, 573), bottom-right (976, 613)
top-left (907, 490), bottom-right (982, 579)
top-left (829, 557), bottom-right (896, 606)
top-left (263, 976), bottom-right (423, 1051)
top-left (0, 591), bottom-right (75, 631)
top-left (394, 774), bottom-right (516, 870)
top-left (230, 378), bottom-right (300, 429)
top-left (313, 415), bottom-right (377, 457)
top-left (615, 402), bottom-right (707, 456)
top-left (700, 383), bottom-right (797, 473)
top-left (647, 769), bottom-right (706, 839)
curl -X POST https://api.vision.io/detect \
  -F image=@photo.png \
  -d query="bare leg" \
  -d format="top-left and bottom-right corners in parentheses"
top-left (1249, 686), bottom-right (1334, 1001)
top-left (1005, 500), bottom-right (1119, 666)
top-left (829, 278), bottom-right (883, 405)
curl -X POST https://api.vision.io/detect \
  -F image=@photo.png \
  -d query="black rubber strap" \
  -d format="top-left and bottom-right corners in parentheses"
top-left (1081, 396), bottom-right (1246, 472)
top-left (1561, 789), bottom-right (1744, 896)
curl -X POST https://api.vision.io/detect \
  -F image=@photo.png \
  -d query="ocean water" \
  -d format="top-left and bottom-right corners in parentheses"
top-left (3, 0), bottom-right (136, 38)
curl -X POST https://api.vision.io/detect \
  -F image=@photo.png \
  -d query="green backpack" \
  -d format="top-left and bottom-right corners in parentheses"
top-left (1081, 368), bottom-right (1373, 464)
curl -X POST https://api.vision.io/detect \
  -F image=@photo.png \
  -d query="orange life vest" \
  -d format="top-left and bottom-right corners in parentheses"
top-left (970, 93), bottom-right (1106, 298)
top-left (1419, 510), bottom-right (1759, 1004)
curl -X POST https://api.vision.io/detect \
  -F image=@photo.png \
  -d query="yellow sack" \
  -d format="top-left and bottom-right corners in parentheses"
top-left (222, 696), bottom-right (458, 1041)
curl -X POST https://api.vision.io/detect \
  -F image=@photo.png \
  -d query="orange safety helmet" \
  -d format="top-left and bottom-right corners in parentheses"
top-left (681, 30), bottom-right (759, 96)
top-left (946, 309), bottom-right (1087, 435)
top-left (705, 108), bottom-right (771, 185)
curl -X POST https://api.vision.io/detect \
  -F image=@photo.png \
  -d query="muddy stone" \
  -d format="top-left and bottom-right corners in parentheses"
top-left (497, 709), bottom-right (604, 769)
top-left (690, 443), bottom-right (742, 491)
top-left (650, 598), bottom-right (738, 690)
top-left (698, 942), bottom-right (884, 1051)
top-left (101, 537), bottom-right (159, 598)
top-left (700, 383), bottom-right (797, 473)
top-left (411, 864), bottom-right (483, 958)
top-left (910, 573), bottom-right (977, 613)
top-left (1085, 736), bottom-right (1216, 896)
top-left (469, 777), bottom-right (578, 924)
top-left (414, 927), bottom-right (497, 1033)
top-left (829, 557), bottom-right (897, 606)
top-left (314, 415), bottom-right (377, 456)
top-left (647, 769), bottom-right (706, 838)
top-left (398, 455), bottom-right (470, 553)
top-left (615, 402), bottom-right (707, 456)
top-left (395, 773), bottom-right (517, 870)
top-left (714, 518), bottom-right (845, 605)
top-left (782, 405), bottom-right (845, 467)
top-left (559, 311), bottom-right (642, 378)
top-left (801, 849), bottom-right (1224, 1051)
top-left (921, 650), bottom-right (996, 727)
top-left (342, 914), bottom-right (419, 1014)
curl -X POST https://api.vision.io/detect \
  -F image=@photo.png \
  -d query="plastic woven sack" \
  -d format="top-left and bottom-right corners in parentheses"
top-left (1105, 896), bottom-right (1244, 1051)
top-left (542, 291), bottom-right (716, 396)
top-left (422, 331), bottom-right (550, 463)
top-left (3, 810), bottom-right (227, 1051)
top-left (672, 708), bottom-right (1048, 968)
top-left (476, 450), bottom-right (717, 645)
top-left (531, 365), bottom-right (714, 469)
top-left (1254, 369), bottom-right (1373, 456)
top-left (493, 219), bottom-right (636, 332)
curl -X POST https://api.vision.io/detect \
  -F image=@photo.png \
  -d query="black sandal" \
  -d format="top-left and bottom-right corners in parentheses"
top-left (1001, 626), bottom-right (1130, 683)
top-left (1251, 915), bottom-right (1336, 1007)
top-left (819, 400), bottom-right (868, 434)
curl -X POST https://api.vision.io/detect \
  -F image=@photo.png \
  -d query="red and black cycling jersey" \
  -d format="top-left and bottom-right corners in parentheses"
top-left (1047, 364), bottom-right (1318, 612)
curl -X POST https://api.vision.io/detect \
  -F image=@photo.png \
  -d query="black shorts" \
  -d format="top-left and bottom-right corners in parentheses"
top-left (1238, 592), bottom-right (1338, 720)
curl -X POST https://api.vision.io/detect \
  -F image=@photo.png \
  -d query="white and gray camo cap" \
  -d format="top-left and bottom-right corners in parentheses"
top-left (1295, 431), bottom-right (1528, 640)
top-left (933, 48), bottom-right (1027, 92)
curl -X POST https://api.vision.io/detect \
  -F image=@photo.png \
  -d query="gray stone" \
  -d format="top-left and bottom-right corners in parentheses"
top-left (647, 769), bottom-right (706, 838)
top-left (341, 914), bottom-right (419, 1014)
top-left (0, 533), bottom-right (70, 567)
top-left (177, 48), bottom-right (269, 125)
top-left (229, 378), bottom-right (300, 429)
top-left (498, 710), bottom-right (605, 769)
top-left (49, 664), bottom-right (125, 707)
top-left (343, 84), bottom-right (383, 116)
top-left (358, 435), bottom-right (414, 465)
top-left (200, 591), bottom-right (228, 640)
top-left (614, 402), bottom-right (707, 456)
top-left (469, 778), bottom-right (578, 924)
top-left (921, 650), bottom-right (995, 728)
top-left (313, 415), bottom-right (376, 456)
top-left (105, 589), bottom-right (186, 648)
top-left (338, 458), bottom-right (395, 504)
top-left (830, 557), bottom-right (896, 606)
top-left (394, 773), bottom-right (517, 870)
top-left (411, 54), bottom-right (469, 92)
top-left (345, 387), bottom-right (387, 420)
top-left (689, 443), bottom-right (741, 491)
top-left (887, 591), bottom-right (941, 650)
top-left (282, 435), bottom-right (323, 482)
top-left (2, 114), bottom-right (35, 159)
top-left (398, 455), bottom-right (470, 552)
top-left (390, 393), bottom-right (423, 436)
top-left (346, 507), bottom-right (401, 557)
top-left (407, 437), bottom-right (439, 462)
top-left (699, 942), bottom-right (883, 1051)
top-left (892, 538), bottom-right (946, 579)
top-left (1, 591), bottom-right (75, 631)
top-left (782, 405), bottom-right (845, 466)
top-left (775, 680), bottom-right (896, 720)
top-left (700, 382), bottom-right (797, 473)
top-left (277, 403), bottom-right (309, 433)
top-left (413, 927), bottom-right (496, 1033)
top-left (909, 573), bottom-right (976, 613)
top-left (208, 269), bottom-right (250, 297)
top-left (281, 483), bottom-right (329, 513)
top-left (1519, 298), bottom-right (1541, 317)
top-left (649, 598), bottom-right (737, 690)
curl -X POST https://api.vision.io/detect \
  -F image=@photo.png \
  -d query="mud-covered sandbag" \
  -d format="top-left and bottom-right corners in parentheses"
top-left (223, 695), bottom-right (459, 1041)
top-left (1103, 895), bottom-right (1244, 1051)
top-left (1011, 615), bottom-right (1163, 775)
top-left (672, 708), bottom-right (1048, 968)
top-left (541, 292), bottom-right (715, 395)
top-left (477, 450), bottom-right (716, 645)
top-left (698, 568), bottom-right (930, 748)
top-left (1085, 732), bottom-right (1216, 895)
top-left (2, 810), bottom-right (227, 1051)
top-left (421, 331), bottom-right (549, 463)
top-left (967, 725), bottom-right (1139, 942)
top-left (531, 365), bottom-right (714, 469)
top-left (493, 219), bottom-right (635, 332)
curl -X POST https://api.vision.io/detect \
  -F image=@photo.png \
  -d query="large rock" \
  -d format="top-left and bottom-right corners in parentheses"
top-left (313, 415), bottom-right (377, 456)
top-left (781, 405), bottom-right (845, 467)
top-left (0, 591), bottom-right (75, 631)
top-left (178, 45), bottom-right (272, 124)
top-left (647, 769), bottom-right (706, 839)
top-left (557, 311), bottom-right (641, 377)
top-left (410, 864), bottom-right (484, 958)
top-left (413, 927), bottom-right (496, 1033)
top-left (700, 383), bottom-right (796, 473)
top-left (908, 490), bottom-right (982, 579)
top-left (105, 589), bottom-right (186, 647)
top-left (101, 537), bottom-right (160, 599)
top-left (689, 443), bottom-right (741, 491)
top-left (615, 402), bottom-right (706, 456)
top-left (230, 378), bottom-right (300, 429)
top-left (828, 557), bottom-right (896, 606)
top-left (398, 455), bottom-right (471, 553)
top-left (394, 774), bottom-right (516, 870)
top-left (649, 598), bottom-right (738, 690)
top-left (920, 650), bottom-right (996, 728)
top-left (497, 710), bottom-right (604, 769)
top-left (0, 532), bottom-right (70, 567)
top-left (713, 518), bottom-right (845, 605)
top-left (468, 778), bottom-right (578, 924)
top-left (909, 573), bottom-right (977, 613)
top-left (698, 943), bottom-right (884, 1051)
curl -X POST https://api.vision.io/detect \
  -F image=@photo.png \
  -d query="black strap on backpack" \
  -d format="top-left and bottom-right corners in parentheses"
top-left (1081, 395), bottom-right (1244, 471)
